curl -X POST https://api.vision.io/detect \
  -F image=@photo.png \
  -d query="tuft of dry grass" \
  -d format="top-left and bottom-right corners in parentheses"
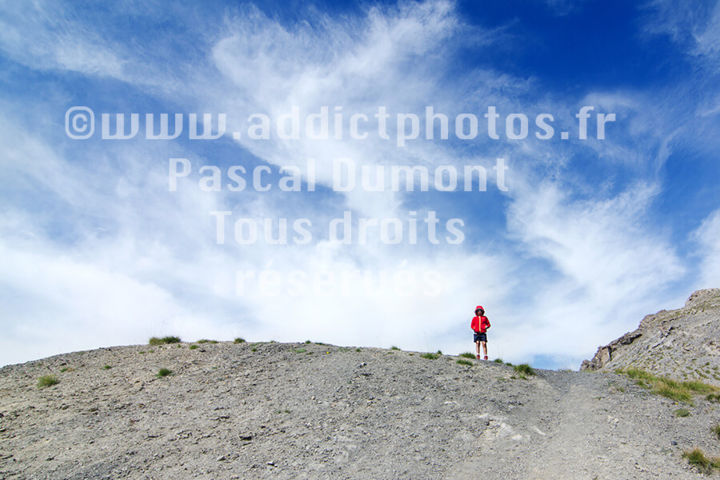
top-left (682, 448), bottom-right (720, 474)
top-left (514, 364), bottom-right (535, 376)
top-left (37, 375), bottom-right (59, 388)
top-left (149, 336), bottom-right (181, 345)
top-left (420, 352), bottom-right (440, 360)
top-left (618, 368), bottom-right (718, 404)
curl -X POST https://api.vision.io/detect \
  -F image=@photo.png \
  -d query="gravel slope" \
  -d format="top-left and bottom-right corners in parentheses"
top-left (1, 341), bottom-right (719, 479)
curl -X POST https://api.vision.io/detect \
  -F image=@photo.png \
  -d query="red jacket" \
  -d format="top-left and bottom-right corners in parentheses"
top-left (471, 315), bottom-right (490, 333)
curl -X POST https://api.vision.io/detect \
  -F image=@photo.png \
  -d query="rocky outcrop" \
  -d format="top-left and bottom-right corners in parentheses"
top-left (580, 330), bottom-right (642, 371)
top-left (581, 288), bottom-right (720, 384)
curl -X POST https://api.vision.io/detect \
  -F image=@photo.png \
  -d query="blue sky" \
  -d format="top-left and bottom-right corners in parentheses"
top-left (1, 0), bottom-right (719, 368)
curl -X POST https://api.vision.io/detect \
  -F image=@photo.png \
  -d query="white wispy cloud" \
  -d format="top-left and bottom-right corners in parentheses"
top-left (642, 0), bottom-right (720, 59)
top-left (501, 178), bottom-right (687, 363)
top-left (693, 208), bottom-right (720, 289)
top-left (0, 2), bottom-right (125, 77)
top-left (0, 0), bottom-right (715, 369)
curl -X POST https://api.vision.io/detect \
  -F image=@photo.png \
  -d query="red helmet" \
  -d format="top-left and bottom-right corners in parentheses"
top-left (475, 305), bottom-right (484, 312)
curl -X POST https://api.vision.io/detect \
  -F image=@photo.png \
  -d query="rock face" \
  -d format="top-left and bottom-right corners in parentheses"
top-left (2, 338), bottom-right (720, 479)
top-left (581, 288), bottom-right (720, 384)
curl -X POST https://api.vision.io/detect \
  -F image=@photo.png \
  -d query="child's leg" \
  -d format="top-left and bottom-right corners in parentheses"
top-left (481, 341), bottom-right (488, 358)
top-left (475, 341), bottom-right (480, 356)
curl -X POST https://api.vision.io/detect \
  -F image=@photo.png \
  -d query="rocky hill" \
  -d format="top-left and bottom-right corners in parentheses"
top-left (581, 289), bottom-right (720, 385)
top-left (2, 336), bottom-right (720, 479)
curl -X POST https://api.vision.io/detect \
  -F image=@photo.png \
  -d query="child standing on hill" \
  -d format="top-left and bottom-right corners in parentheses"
top-left (471, 305), bottom-right (491, 361)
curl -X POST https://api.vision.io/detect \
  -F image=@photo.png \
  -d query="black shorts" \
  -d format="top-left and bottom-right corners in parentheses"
top-left (474, 332), bottom-right (487, 343)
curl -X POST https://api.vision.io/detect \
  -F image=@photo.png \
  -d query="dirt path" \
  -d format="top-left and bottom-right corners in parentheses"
top-left (525, 373), bottom-right (625, 479)
top-left (447, 371), bottom-right (708, 479)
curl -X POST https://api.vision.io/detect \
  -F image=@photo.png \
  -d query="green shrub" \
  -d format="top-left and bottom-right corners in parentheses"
top-left (149, 336), bottom-right (181, 345)
top-left (683, 448), bottom-right (716, 473)
top-left (102, 365), bottom-right (112, 370)
top-left (623, 368), bottom-right (656, 382)
top-left (436, 350), bottom-right (443, 355)
top-left (420, 352), bottom-right (440, 360)
top-left (305, 340), bottom-right (311, 344)
top-left (493, 358), bottom-right (504, 364)
top-left (617, 368), bottom-right (717, 404)
top-left (391, 346), bottom-right (400, 351)
top-left (713, 424), bottom-right (720, 441)
top-left (251, 347), bottom-right (257, 352)
top-left (514, 364), bottom-right (535, 376)
top-left (505, 361), bottom-right (513, 367)
top-left (37, 375), bottom-right (59, 388)
top-left (355, 348), bottom-right (361, 352)
top-left (196, 339), bottom-right (218, 344)
top-left (234, 337), bottom-right (246, 344)
top-left (635, 379), bottom-right (651, 389)
top-left (708, 393), bottom-right (720, 403)
top-left (674, 408), bottom-right (690, 417)
top-left (456, 359), bottom-right (473, 366)
top-left (294, 348), bottom-right (307, 353)
top-left (655, 383), bottom-right (692, 403)
top-left (156, 368), bottom-right (172, 378)
top-left (682, 380), bottom-right (715, 394)
top-left (189, 344), bottom-right (198, 350)
top-left (459, 352), bottom-right (476, 359)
